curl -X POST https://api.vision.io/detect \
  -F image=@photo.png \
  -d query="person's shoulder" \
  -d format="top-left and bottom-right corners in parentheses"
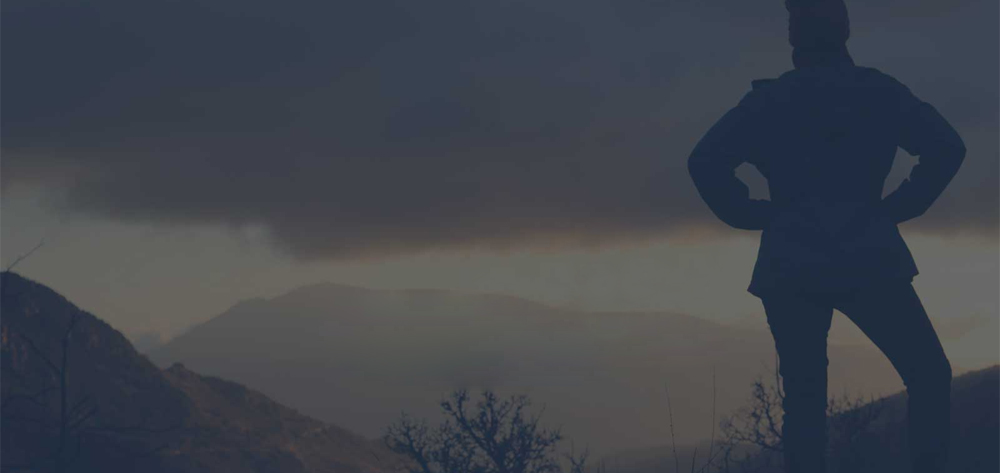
top-left (851, 66), bottom-right (910, 91)
top-left (774, 65), bottom-right (911, 98)
top-left (743, 72), bottom-right (792, 105)
top-left (742, 64), bottom-right (890, 103)
top-left (851, 67), bottom-right (923, 108)
top-left (736, 78), bottom-right (775, 110)
top-left (751, 78), bottom-right (778, 91)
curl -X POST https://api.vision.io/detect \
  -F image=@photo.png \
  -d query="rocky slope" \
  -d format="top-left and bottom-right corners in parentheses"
top-left (1, 271), bottom-right (403, 473)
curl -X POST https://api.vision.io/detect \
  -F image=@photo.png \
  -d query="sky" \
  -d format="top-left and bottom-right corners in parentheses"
top-left (2, 0), bottom-right (998, 368)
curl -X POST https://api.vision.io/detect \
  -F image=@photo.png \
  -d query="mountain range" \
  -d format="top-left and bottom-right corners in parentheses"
top-left (4, 271), bottom-right (996, 472)
top-left (150, 281), bottom-right (924, 455)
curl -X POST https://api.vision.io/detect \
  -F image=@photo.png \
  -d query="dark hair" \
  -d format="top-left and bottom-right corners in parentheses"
top-left (785, 0), bottom-right (850, 50)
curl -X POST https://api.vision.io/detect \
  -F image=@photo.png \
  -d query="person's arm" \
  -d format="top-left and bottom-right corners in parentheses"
top-left (687, 86), bottom-right (772, 230)
top-left (881, 79), bottom-right (966, 224)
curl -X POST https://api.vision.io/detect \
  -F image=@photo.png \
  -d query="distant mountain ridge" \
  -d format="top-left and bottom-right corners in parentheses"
top-left (152, 280), bottom-right (911, 455)
top-left (0, 271), bottom-right (404, 473)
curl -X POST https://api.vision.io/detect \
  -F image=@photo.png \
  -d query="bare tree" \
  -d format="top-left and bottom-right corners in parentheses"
top-left (824, 389), bottom-right (888, 473)
top-left (4, 239), bottom-right (45, 273)
top-left (2, 311), bottom-right (92, 473)
top-left (384, 389), bottom-right (589, 473)
top-left (1, 296), bottom-right (183, 473)
top-left (693, 362), bottom-right (886, 473)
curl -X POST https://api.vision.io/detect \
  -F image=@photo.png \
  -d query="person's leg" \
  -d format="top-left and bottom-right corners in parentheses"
top-left (834, 280), bottom-right (952, 473)
top-left (761, 291), bottom-right (835, 473)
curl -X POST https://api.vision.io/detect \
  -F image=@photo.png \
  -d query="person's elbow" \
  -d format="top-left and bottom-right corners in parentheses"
top-left (953, 139), bottom-right (967, 167)
top-left (687, 152), bottom-right (714, 186)
top-left (939, 136), bottom-right (967, 178)
top-left (937, 117), bottom-right (967, 169)
top-left (687, 157), bottom-right (721, 208)
top-left (944, 126), bottom-right (967, 162)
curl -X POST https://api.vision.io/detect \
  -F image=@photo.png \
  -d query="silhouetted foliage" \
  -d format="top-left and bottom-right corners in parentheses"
top-left (384, 389), bottom-right (589, 473)
top-left (699, 364), bottom-right (885, 473)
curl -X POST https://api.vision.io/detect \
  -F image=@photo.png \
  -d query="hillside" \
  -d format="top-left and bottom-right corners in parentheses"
top-left (159, 363), bottom-right (405, 472)
top-left (597, 365), bottom-right (1000, 473)
top-left (827, 364), bottom-right (999, 473)
top-left (0, 271), bottom-right (403, 473)
top-left (151, 281), bottom-right (910, 455)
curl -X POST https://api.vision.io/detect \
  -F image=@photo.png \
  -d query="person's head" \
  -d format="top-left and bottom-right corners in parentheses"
top-left (785, 0), bottom-right (852, 68)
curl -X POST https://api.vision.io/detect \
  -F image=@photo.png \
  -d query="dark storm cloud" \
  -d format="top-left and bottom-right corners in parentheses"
top-left (2, 0), bottom-right (996, 260)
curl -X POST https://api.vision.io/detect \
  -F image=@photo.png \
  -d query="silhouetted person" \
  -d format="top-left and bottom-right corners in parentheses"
top-left (687, 1), bottom-right (966, 472)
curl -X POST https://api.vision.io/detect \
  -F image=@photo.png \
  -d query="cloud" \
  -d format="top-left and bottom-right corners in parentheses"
top-left (2, 0), bottom-right (996, 260)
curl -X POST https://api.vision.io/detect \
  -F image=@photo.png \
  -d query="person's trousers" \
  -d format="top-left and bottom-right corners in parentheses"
top-left (760, 280), bottom-right (952, 473)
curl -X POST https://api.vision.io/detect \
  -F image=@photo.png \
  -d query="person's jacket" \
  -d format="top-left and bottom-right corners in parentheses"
top-left (687, 62), bottom-right (966, 297)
